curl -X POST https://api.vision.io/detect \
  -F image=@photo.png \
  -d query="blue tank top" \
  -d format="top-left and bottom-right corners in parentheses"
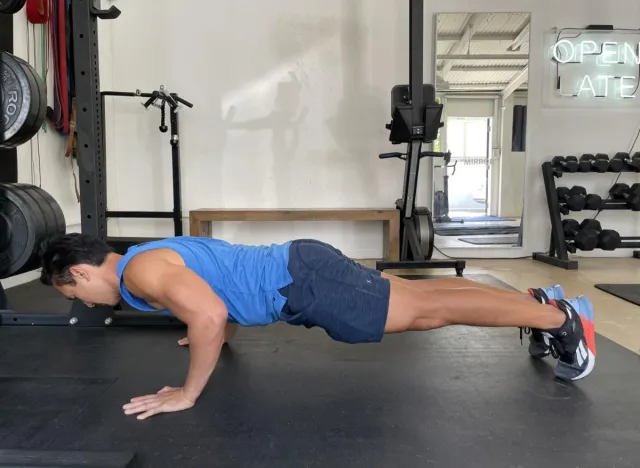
top-left (116, 236), bottom-right (293, 326)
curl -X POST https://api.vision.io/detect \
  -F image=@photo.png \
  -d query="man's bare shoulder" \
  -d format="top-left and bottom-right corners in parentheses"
top-left (123, 249), bottom-right (186, 299)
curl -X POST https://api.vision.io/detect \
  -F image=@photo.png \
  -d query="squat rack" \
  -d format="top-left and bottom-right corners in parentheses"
top-left (0, 1), bottom-right (185, 328)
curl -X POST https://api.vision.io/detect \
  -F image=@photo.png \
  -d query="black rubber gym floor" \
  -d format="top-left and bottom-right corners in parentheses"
top-left (1, 276), bottom-right (639, 467)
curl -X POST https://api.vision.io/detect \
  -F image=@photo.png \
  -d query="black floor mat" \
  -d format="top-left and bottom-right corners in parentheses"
top-left (0, 376), bottom-right (117, 449)
top-left (435, 226), bottom-right (521, 236)
top-left (459, 236), bottom-right (519, 245)
top-left (0, 449), bottom-right (137, 467)
top-left (595, 284), bottom-right (640, 306)
top-left (0, 278), bottom-right (639, 467)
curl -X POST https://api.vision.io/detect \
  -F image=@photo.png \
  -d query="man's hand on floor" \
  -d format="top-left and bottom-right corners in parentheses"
top-left (123, 386), bottom-right (195, 420)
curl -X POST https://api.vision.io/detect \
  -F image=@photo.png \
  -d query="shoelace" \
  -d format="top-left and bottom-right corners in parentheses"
top-left (519, 326), bottom-right (565, 358)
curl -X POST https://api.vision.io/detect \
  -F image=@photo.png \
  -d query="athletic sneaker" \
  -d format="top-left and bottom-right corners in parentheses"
top-left (521, 285), bottom-right (566, 358)
top-left (543, 297), bottom-right (597, 381)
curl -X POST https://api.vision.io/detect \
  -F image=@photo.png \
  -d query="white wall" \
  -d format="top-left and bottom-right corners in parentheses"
top-left (101, 0), bottom-right (410, 258)
top-left (498, 94), bottom-right (527, 218)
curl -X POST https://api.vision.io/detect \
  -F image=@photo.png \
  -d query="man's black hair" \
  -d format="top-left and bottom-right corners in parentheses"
top-left (39, 233), bottom-right (116, 286)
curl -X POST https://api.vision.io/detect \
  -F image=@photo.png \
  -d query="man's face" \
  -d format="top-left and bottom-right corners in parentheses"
top-left (55, 265), bottom-right (121, 308)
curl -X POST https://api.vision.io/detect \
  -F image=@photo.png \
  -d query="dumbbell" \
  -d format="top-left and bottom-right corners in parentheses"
top-left (612, 152), bottom-right (640, 172)
top-left (598, 230), bottom-right (622, 250)
top-left (584, 193), bottom-right (640, 211)
top-left (598, 229), bottom-right (640, 250)
top-left (609, 183), bottom-right (640, 210)
top-left (557, 186), bottom-right (587, 211)
top-left (578, 153), bottom-right (610, 173)
top-left (552, 156), bottom-right (579, 173)
top-left (609, 153), bottom-right (626, 172)
top-left (562, 219), bottom-right (601, 251)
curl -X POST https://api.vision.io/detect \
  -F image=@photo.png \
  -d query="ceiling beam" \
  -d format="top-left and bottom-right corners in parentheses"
top-left (508, 23), bottom-right (530, 51)
top-left (437, 54), bottom-right (529, 61)
top-left (501, 66), bottom-right (529, 99)
top-left (441, 83), bottom-right (528, 91)
top-left (438, 33), bottom-right (518, 42)
top-left (439, 13), bottom-right (489, 82)
top-left (437, 65), bottom-right (524, 72)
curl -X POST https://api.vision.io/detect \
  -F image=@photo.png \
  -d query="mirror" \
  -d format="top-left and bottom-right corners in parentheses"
top-left (432, 12), bottom-right (530, 248)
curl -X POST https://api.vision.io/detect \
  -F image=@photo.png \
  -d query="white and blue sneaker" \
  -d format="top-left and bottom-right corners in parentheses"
top-left (521, 285), bottom-right (566, 358)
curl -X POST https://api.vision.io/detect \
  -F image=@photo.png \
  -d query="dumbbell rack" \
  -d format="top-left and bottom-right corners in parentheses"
top-left (533, 161), bottom-right (640, 270)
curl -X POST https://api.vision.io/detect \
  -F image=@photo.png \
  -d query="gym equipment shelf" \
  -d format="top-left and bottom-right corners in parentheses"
top-left (533, 160), bottom-right (640, 270)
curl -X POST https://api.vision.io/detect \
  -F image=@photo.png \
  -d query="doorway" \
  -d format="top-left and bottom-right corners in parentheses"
top-left (445, 116), bottom-right (492, 217)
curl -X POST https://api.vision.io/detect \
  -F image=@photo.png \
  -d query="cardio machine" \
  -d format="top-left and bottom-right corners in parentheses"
top-left (375, 0), bottom-right (465, 277)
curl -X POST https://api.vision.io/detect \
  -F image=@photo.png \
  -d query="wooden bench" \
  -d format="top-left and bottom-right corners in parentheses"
top-left (189, 208), bottom-right (400, 261)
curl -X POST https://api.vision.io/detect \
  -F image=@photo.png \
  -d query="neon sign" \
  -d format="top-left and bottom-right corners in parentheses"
top-left (551, 39), bottom-right (640, 98)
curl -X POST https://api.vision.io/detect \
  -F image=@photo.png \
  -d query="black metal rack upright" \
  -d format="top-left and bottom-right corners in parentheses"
top-left (533, 160), bottom-right (640, 270)
top-left (0, 1), bottom-right (184, 328)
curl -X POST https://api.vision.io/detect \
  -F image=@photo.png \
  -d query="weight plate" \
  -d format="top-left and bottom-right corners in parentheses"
top-left (0, 0), bottom-right (27, 14)
top-left (0, 52), bottom-right (33, 147)
top-left (5, 184), bottom-right (48, 275)
top-left (2, 55), bottom-right (46, 148)
top-left (15, 184), bottom-right (66, 237)
top-left (30, 185), bottom-right (66, 234)
top-left (416, 212), bottom-right (434, 260)
top-left (10, 56), bottom-right (46, 145)
top-left (2, 60), bottom-right (39, 147)
top-left (0, 183), bottom-right (41, 278)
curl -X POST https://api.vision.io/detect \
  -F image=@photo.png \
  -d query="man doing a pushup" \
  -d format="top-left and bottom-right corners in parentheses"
top-left (40, 234), bottom-right (596, 420)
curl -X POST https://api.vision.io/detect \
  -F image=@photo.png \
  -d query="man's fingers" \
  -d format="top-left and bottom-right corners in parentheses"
top-left (177, 337), bottom-right (189, 346)
top-left (137, 408), bottom-right (162, 420)
top-left (123, 399), bottom-right (162, 415)
top-left (128, 394), bottom-right (160, 404)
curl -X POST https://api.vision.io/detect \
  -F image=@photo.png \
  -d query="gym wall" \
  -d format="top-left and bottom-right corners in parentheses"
top-left (101, 0), bottom-right (408, 259)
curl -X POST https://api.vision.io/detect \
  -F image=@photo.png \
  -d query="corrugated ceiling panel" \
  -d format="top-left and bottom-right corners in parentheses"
top-left (446, 69), bottom-right (528, 85)
top-left (436, 12), bottom-right (529, 35)
top-left (436, 13), bottom-right (472, 35)
top-left (473, 13), bottom-right (529, 34)
top-left (469, 41), bottom-right (530, 55)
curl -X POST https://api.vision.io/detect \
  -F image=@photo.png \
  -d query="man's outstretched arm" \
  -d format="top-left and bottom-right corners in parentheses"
top-left (121, 255), bottom-right (228, 419)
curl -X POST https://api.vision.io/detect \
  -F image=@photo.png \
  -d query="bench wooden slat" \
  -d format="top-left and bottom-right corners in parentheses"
top-left (189, 208), bottom-right (400, 261)
top-left (190, 208), bottom-right (397, 222)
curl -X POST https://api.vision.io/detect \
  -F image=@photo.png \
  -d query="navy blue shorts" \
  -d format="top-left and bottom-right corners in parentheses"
top-left (278, 239), bottom-right (391, 344)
